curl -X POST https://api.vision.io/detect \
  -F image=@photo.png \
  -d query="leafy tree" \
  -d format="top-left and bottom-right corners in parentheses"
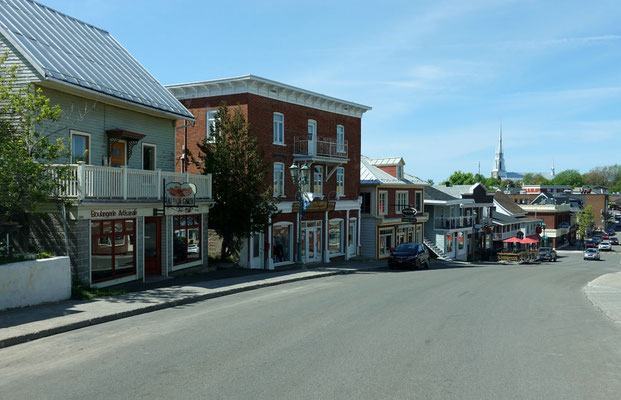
top-left (426, 178), bottom-right (434, 185)
top-left (447, 170), bottom-right (475, 185)
top-left (197, 103), bottom-right (277, 259)
top-left (473, 173), bottom-right (486, 183)
top-left (551, 169), bottom-right (583, 187)
top-left (0, 53), bottom-right (69, 227)
top-left (577, 205), bottom-right (595, 242)
top-left (483, 177), bottom-right (502, 190)
top-left (500, 179), bottom-right (519, 188)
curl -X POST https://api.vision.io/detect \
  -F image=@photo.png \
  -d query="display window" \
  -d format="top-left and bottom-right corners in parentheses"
top-left (446, 233), bottom-right (454, 253)
top-left (329, 219), bottom-right (344, 255)
top-left (173, 215), bottom-right (201, 265)
top-left (379, 228), bottom-right (394, 257)
top-left (272, 223), bottom-right (293, 264)
top-left (91, 219), bottom-right (136, 282)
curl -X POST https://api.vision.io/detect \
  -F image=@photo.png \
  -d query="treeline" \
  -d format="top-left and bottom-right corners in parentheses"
top-left (440, 165), bottom-right (621, 192)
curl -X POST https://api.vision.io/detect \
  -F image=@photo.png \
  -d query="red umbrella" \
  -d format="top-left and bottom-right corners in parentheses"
top-left (503, 237), bottom-right (522, 243)
top-left (521, 237), bottom-right (539, 244)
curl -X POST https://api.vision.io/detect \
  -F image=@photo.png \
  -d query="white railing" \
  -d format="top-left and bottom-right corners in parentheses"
top-left (434, 216), bottom-right (474, 230)
top-left (51, 164), bottom-right (212, 201)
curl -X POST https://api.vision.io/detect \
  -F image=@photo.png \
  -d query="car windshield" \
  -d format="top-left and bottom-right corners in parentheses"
top-left (539, 247), bottom-right (550, 252)
top-left (395, 243), bottom-right (419, 252)
top-left (585, 249), bottom-right (597, 253)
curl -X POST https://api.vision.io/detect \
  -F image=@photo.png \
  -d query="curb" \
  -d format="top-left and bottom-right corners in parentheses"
top-left (0, 269), bottom-right (355, 349)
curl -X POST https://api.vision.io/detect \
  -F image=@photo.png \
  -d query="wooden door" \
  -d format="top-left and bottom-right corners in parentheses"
top-left (110, 141), bottom-right (126, 167)
top-left (144, 217), bottom-right (161, 276)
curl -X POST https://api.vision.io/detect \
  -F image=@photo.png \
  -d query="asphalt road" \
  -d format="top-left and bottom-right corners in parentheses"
top-left (2, 251), bottom-right (621, 400)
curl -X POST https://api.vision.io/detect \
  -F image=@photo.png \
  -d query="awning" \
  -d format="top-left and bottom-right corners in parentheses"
top-left (106, 129), bottom-right (146, 160)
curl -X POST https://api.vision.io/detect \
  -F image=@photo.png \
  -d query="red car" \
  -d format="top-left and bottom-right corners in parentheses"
top-left (585, 240), bottom-right (597, 248)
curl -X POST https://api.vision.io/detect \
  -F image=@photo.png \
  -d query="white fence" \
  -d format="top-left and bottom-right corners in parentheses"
top-left (52, 164), bottom-right (212, 201)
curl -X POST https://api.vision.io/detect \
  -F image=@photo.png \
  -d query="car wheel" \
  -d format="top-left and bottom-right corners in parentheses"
top-left (415, 260), bottom-right (420, 270)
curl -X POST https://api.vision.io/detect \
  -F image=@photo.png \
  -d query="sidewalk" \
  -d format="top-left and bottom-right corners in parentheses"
top-left (0, 258), bottom-right (385, 349)
top-left (585, 268), bottom-right (621, 326)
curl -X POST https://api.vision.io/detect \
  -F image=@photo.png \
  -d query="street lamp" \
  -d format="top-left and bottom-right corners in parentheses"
top-left (290, 163), bottom-right (309, 264)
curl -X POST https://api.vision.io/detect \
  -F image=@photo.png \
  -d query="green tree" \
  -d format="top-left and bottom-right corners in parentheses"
top-left (473, 173), bottom-right (486, 183)
top-left (197, 103), bottom-right (277, 259)
top-left (483, 177), bottom-right (502, 190)
top-left (447, 170), bottom-right (475, 185)
top-left (551, 169), bottom-right (583, 187)
top-left (0, 53), bottom-right (69, 227)
top-left (426, 178), bottom-right (434, 185)
top-left (577, 205), bottom-right (595, 242)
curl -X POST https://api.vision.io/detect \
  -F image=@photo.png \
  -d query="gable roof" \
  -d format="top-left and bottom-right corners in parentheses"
top-left (432, 183), bottom-right (487, 198)
top-left (0, 0), bottom-right (193, 120)
top-left (494, 191), bottom-right (526, 215)
top-left (360, 156), bottom-right (427, 186)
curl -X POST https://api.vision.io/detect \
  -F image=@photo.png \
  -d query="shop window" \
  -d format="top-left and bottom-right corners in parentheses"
top-left (458, 232), bottom-right (464, 250)
top-left (446, 233), bottom-right (454, 253)
top-left (379, 228), bottom-right (394, 257)
top-left (91, 219), bottom-right (136, 282)
top-left (272, 223), bottom-right (293, 264)
top-left (173, 215), bottom-right (201, 265)
top-left (329, 219), bottom-right (344, 255)
top-left (416, 224), bottom-right (422, 243)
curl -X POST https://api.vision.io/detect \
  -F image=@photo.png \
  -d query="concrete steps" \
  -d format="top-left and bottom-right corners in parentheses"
top-left (423, 238), bottom-right (452, 261)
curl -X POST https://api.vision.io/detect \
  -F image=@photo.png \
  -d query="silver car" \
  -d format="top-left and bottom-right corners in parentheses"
top-left (598, 241), bottom-right (612, 251)
top-left (584, 248), bottom-right (600, 261)
top-left (538, 247), bottom-right (557, 262)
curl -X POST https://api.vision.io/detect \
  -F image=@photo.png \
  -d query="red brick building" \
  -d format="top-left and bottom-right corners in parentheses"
top-left (167, 75), bottom-right (371, 268)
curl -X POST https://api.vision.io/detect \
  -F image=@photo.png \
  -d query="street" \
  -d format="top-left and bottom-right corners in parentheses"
top-left (2, 251), bottom-right (621, 400)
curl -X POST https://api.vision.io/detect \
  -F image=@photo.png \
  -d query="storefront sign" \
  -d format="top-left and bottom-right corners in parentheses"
top-left (401, 216), bottom-right (417, 222)
top-left (401, 207), bottom-right (417, 216)
top-left (292, 200), bottom-right (336, 213)
top-left (165, 182), bottom-right (197, 207)
top-left (90, 208), bottom-right (138, 219)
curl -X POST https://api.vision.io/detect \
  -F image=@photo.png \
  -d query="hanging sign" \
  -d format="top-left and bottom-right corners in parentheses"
top-left (165, 182), bottom-right (197, 208)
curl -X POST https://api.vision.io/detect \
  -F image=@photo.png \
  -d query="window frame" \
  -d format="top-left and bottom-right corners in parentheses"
top-left (273, 112), bottom-right (285, 145)
top-left (396, 190), bottom-right (408, 214)
top-left (90, 218), bottom-right (136, 283)
top-left (336, 125), bottom-right (345, 154)
top-left (397, 165), bottom-right (404, 179)
top-left (313, 165), bottom-right (323, 195)
top-left (328, 218), bottom-right (345, 256)
top-left (70, 130), bottom-right (91, 164)
top-left (142, 143), bottom-right (157, 170)
top-left (272, 221), bottom-right (294, 266)
top-left (361, 192), bottom-right (371, 214)
top-left (378, 190), bottom-right (388, 215)
top-left (415, 191), bottom-right (422, 213)
top-left (273, 162), bottom-right (285, 197)
top-left (336, 167), bottom-right (345, 197)
top-left (206, 109), bottom-right (219, 143)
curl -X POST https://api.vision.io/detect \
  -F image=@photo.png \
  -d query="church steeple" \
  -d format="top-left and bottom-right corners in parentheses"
top-left (492, 123), bottom-right (506, 179)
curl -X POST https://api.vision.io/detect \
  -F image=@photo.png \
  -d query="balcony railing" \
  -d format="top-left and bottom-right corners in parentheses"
top-left (293, 136), bottom-right (348, 158)
top-left (434, 216), bottom-right (474, 230)
top-left (51, 164), bottom-right (212, 201)
top-left (492, 230), bottom-right (520, 241)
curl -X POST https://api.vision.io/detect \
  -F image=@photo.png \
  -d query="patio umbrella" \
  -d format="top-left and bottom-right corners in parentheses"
top-left (521, 237), bottom-right (539, 244)
top-left (503, 237), bottom-right (522, 243)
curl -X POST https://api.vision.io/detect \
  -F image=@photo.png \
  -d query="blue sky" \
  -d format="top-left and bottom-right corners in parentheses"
top-left (43, 0), bottom-right (621, 182)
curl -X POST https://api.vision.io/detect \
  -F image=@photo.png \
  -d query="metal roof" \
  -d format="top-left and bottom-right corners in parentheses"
top-left (360, 156), bottom-right (427, 186)
top-left (0, 0), bottom-right (193, 119)
top-left (368, 157), bottom-right (404, 166)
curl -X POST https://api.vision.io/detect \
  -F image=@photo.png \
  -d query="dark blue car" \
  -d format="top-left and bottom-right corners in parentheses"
top-left (388, 243), bottom-right (430, 270)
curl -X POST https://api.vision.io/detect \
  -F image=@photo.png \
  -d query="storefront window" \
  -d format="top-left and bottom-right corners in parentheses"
top-left (329, 220), bottom-right (344, 254)
top-left (396, 226), bottom-right (413, 245)
top-left (446, 233), bottom-right (453, 253)
top-left (416, 224), bottom-right (422, 243)
top-left (272, 224), bottom-right (292, 264)
top-left (458, 232), bottom-right (464, 250)
top-left (91, 219), bottom-right (135, 282)
top-left (173, 215), bottom-right (201, 265)
top-left (379, 228), bottom-right (394, 257)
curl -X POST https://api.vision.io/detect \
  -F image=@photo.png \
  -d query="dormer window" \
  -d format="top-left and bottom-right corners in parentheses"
top-left (397, 165), bottom-right (404, 179)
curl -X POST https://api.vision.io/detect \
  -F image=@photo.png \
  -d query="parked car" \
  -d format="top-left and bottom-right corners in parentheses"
top-left (538, 247), bottom-right (557, 262)
top-left (591, 236), bottom-right (603, 244)
top-left (605, 229), bottom-right (616, 236)
top-left (584, 248), bottom-right (601, 261)
top-left (585, 240), bottom-right (597, 249)
top-left (610, 237), bottom-right (619, 245)
top-left (598, 241), bottom-right (612, 251)
top-left (388, 243), bottom-right (430, 270)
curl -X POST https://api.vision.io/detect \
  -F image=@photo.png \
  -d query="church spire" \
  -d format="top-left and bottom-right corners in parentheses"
top-left (492, 123), bottom-right (506, 179)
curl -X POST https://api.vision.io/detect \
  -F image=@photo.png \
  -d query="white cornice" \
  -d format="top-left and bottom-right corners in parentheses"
top-left (166, 75), bottom-right (372, 118)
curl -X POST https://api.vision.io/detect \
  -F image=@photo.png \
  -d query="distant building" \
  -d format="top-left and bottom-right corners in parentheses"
top-left (491, 126), bottom-right (555, 181)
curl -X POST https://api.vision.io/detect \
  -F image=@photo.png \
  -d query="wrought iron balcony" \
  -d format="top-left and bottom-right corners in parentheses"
top-left (293, 136), bottom-right (348, 159)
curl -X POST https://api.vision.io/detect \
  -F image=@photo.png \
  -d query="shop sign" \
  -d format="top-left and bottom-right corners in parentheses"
top-left (165, 182), bottom-right (197, 207)
top-left (292, 200), bottom-right (336, 213)
top-left (89, 208), bottom-right (138, 219)
top-left (402, 207), bottom-right (417, 216)
top-left (401, 216), bottom-right (417, 222)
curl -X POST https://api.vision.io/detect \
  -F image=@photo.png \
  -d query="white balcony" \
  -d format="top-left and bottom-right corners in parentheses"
top-left (52, 164), bottom-right (212, 202)
top-left (434, 216), bottom-right (474, 230)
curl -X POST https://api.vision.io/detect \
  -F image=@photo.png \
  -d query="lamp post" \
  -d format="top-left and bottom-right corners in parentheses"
top-left (290, 163), bottom-right (309, 264)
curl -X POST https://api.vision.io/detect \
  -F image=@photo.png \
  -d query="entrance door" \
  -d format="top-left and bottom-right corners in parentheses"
top-left (144, 217), bottom-right (161, 276)
top-left (348, 219), bottom-right (357, 256)
top-left (250, 232), bottom-right (264, 269)
top-left (307, 120), bottom-right (317, 156)
top-left (302, 221), bottom-right (322, 263)
top-left (110, 141), bottom-right (126, 167)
